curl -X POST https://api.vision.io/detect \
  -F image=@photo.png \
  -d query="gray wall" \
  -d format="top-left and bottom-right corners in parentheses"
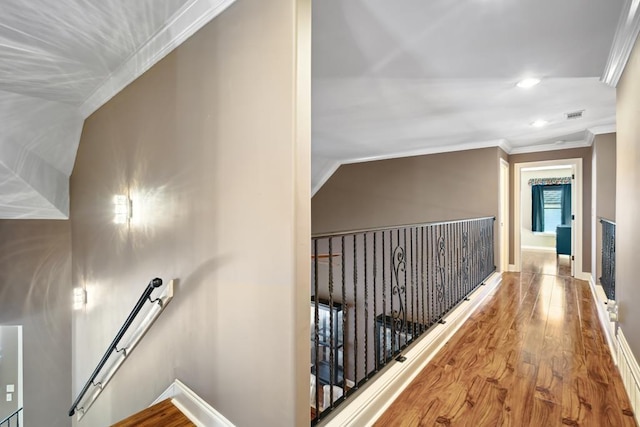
top-left (0, 326), bottom-right (20, 420)
top-left (312, 147), bottom-right (501, 234)
top-left (616, 35), bottom-right (640, 357)
top-left (70, 0), bottom-right (310, 426)
top-left (509, 147), bottom-right (593, 272)
top-left (0, 220), bottom-right (71, 427)
top-left (592, 133), bottom-right (616, 284)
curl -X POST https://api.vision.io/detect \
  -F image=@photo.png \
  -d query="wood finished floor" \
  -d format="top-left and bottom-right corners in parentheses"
top-left (375, 256), bottom-right (635, 426)
top-left (111, 399), bottom-right (195, 427)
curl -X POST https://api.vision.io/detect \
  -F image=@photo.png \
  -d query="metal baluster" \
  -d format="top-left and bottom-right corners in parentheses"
top-left (353, 234), bottom-right (358, 389)
top-left (373, 232), bottom-right (378, 372)
top-left (341, 236), bottom-right (346, 397)
top-left (421, 226), bottom-right (426, 333)
top-left (313, 239), bottom-right (320, 420)
top-left (328, 238), bottom-right (335, 409)
top-left (390, 230), bottom-right (395, 358)
top-left (364, 233), bottom-right (368, 382)
top-left (382, 231), bottom-right (387, 365)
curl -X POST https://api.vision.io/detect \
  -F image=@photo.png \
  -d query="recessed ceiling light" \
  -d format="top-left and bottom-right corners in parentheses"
top-left (516, 78), bottom-right (541, 89)
top-left (531, 119), bottom-right (549, 127)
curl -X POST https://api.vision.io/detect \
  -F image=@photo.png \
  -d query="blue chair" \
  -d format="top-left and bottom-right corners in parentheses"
top-left (556, 225), bottom-right (571, 256)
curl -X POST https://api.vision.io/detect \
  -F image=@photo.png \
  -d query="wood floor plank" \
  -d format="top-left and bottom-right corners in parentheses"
top-left (374, 251), bottom-right (637, 427)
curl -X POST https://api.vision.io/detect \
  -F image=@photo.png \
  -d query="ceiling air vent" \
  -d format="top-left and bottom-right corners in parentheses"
top-left (565, 110), bottom-right (584, 120)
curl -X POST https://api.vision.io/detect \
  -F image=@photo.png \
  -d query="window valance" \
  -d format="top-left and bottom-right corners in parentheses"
top-left (528, 177), bottom-right (571, 186)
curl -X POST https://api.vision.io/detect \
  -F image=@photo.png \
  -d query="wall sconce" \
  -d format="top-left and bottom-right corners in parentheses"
top-left (113, 195), bottom-right (132, 224)
top-left (73, 288), bottom-right (87, 310)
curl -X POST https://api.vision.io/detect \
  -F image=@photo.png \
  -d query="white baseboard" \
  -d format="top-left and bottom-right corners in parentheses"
top-left (508, 264), bottom-right (517, 272)
top-left (587, 275), bottom-right (617, 364)
top-left (154, 379), bottom-right (235, 426)
top-left (617, 329), bottom-right (640, 425)
top-left (324, 272), bottom-right (503, 426)
top-left (521, 245), bottom-right (556, 252)
top-left (576, 271), bottom-right (593, 282)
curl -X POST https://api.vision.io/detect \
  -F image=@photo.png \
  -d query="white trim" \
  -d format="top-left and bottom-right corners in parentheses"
top-left (509, 139), bottom-right (592, 155)
top-left (341, 139), bottom-right (508, 166)
top-left (153, 379), bottom-right (235, 427)
top-left (602, 0), bottom-right (640, 87)
top-left (575, 271), bottom-right (593, 282)
top-left (325, 273), bottom-right (502, 426)
top-left (508, 264), bottom-right (517, 272)
top-left (617, 328), bottom-right (640, 425)
top-left (499, 158), bottom-right (510, 273)
top-left (589, 124), bottom-right (617, 136)
top-left (312, 139), bottom-right (508, 195)
top-left (79, 0), bottom-right (237, 118)
top-left (514, 158), bottom-right (582, 276)
top-left (587, 275), bottom-right (617, 363)
top-left (312, 160), bottom-right (341, 196)
top-left (521, 245), bottom-right (556, 253)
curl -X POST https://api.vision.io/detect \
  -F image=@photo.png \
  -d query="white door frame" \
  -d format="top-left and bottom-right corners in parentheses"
top-left (514, 158), bottom-right (583, 278)
top-left (499, 158), bottom-right (509, 272)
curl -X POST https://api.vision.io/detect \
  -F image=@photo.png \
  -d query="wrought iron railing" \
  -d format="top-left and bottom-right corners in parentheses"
top-left (0, 408), bottom-right (22, 427)
top-left (310, 217), bottom-right (495, 424)
top-left (69, 278), bottom-right (174, 419)
top-left (600, 218), bottom-right (615, 301)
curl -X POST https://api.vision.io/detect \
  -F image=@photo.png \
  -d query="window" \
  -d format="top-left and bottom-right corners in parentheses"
top-left (542, 187), bottom-right (562, 233)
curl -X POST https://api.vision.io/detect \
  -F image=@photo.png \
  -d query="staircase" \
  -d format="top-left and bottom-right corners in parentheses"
top-left (112, 399), bottom-right (194, 427)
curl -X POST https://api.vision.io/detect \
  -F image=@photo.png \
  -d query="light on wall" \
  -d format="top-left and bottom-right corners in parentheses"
top-left (113, 195), bottom-right (132, 224)
top-left (73, 288), bottom-right (87, 310)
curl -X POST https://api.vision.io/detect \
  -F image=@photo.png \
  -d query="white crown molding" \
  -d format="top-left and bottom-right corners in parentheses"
top-left (311, 139), bottom-right (507, 196)
top-left (79, 0), bottom-right (237, 118)
top-left (588, 123), bottom-right (617, 135)
top-left (341, 138), bottom-right (507, 166)
top-left (508, 139), bottom-right (593, 155)
top-left (312, 160), bottom-right (341, 196)
top-left (602, 0), bottom-right (640, 87)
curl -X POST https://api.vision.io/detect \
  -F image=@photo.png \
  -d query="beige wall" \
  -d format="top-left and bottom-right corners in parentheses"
top-left (592, 133), bottom-right (616, 284)
top-left (0, 220), bottom-right (71, 427)
top-left (70, 1), bottom-right (310, 426)
top-left (616, 35), bottom-right (640, 356)
top-left (313, 147), bottom-right (500, 230)
top-left (312, 147), bottom-right (501, 264)
top-left (509, 147), bottom-right (593, 273)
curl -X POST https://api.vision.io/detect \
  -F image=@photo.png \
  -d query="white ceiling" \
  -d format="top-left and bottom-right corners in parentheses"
top-left (0, 0), bottom-right (634, 217)
top-left (0, 0), bottom-right (234, 218)
top-left (311, 0), bottom-right (629, 193)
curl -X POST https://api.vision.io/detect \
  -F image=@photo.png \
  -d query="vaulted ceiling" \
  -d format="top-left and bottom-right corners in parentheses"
top-left (0, 0), bottom-right (234, 218)
top-left (0, 0), bottom-right (636, 217)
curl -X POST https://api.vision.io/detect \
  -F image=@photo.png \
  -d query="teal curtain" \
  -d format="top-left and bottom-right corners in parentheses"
top-left (532, 185), bottom-right (544, 232)
top-left (561, 184), bottom-right (571, 225)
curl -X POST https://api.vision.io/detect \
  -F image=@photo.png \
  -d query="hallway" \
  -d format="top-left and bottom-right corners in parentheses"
top-left (374, 265), bottom-right (635, 425)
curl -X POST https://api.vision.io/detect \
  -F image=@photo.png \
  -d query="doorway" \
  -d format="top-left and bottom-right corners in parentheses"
top-left (499, 159), bottom-right (509, 272)
top-left (514, 159), bottom-right (582, 277)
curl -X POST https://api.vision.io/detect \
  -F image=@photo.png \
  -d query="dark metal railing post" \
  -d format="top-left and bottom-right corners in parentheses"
top-left (69, 278), bottom-right (163, 417)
